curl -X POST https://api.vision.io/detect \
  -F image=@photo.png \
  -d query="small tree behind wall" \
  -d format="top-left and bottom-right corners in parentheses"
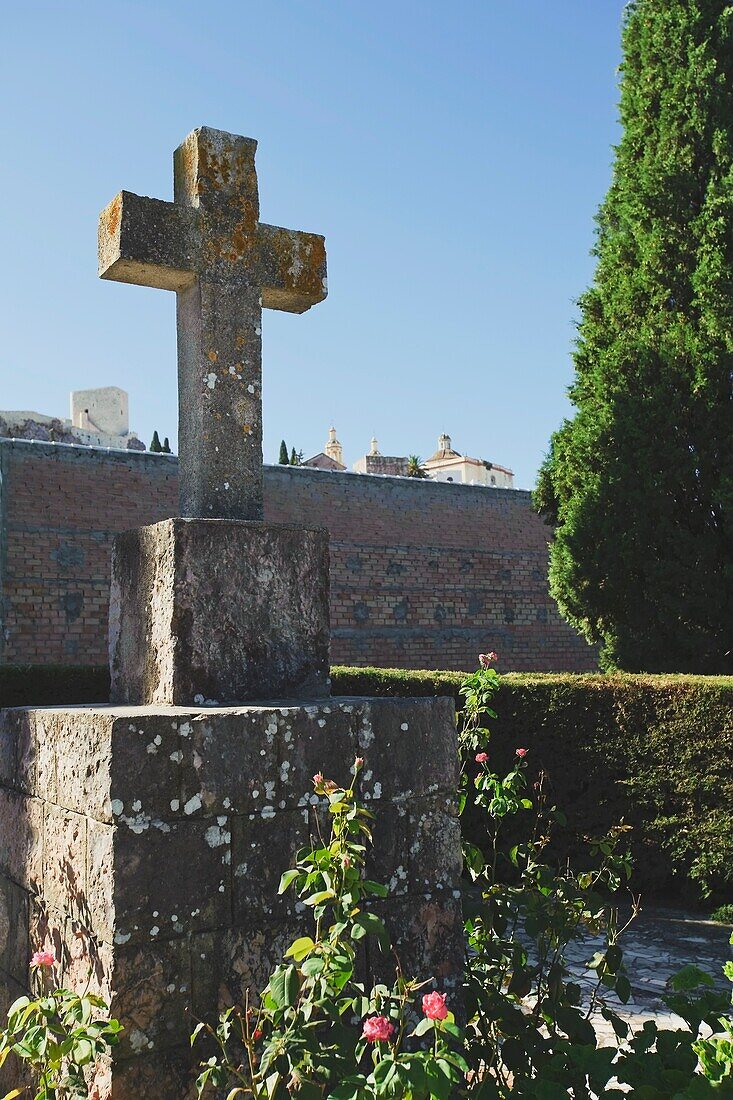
top-left (279, 440), bottom-right (289, 464)
top-left (535, 0), bottom-right (733, 674)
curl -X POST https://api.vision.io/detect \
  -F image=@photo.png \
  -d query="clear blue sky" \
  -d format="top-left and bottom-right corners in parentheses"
top-left (2, 1), bottom-right (625, 490)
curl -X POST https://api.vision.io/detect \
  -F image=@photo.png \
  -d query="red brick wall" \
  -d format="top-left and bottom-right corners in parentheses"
top-left (0, 441), bottom-right (594, 672)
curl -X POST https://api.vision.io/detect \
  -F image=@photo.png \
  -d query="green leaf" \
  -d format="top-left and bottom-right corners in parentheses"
top-left (669, 965), bottom-right (715, 992)
top-left (285, 936), bottom-right (315, 961)
top-left (278, 869), bottom-right (300, 895)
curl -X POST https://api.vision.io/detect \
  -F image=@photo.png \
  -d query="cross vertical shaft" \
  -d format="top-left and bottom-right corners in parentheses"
top-left (177, 280), bottom-right (264, 519)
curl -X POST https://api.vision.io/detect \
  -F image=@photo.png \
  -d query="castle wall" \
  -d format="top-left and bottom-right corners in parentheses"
top-left (0, 440), bottom-right (594, 672)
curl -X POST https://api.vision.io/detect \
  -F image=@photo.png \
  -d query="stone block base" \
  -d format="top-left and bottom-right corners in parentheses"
top-left (109, 518), bottom-right (330, 705)
top-left (0, 696), bottom-right (463, 1098)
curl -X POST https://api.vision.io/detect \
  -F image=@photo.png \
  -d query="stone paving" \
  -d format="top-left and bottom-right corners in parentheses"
top-left (565, 906), bottom-right (733, 1043)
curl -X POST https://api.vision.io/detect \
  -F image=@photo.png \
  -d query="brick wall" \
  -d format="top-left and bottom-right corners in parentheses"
top-left (0, 440), bottom-right (594, 672)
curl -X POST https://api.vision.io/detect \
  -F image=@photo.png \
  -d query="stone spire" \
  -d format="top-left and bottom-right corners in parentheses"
top-left (369, 435), bottom-right (381, 456)
top-left (325, 426), bottom-right (343, 466)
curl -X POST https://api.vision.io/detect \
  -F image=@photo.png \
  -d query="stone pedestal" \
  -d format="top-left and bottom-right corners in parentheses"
top-left (0, 696), bottom-right (463, 1099)
top-left (110, 519), bottom-right (330, 705)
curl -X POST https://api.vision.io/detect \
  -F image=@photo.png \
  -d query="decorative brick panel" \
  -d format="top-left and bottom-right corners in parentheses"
top-left (0, 441), bottom-right (594, 672)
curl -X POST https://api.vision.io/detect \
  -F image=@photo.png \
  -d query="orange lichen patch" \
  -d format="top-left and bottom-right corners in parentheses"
top-left (235, 334), bottom-right (247, 348)
top-left (102, 195), bottom-right (122, 240)
top-left (207, 350), bottom-right (218, 363)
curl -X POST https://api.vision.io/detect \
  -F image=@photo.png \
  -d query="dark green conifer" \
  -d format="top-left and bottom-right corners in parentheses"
top-left (535, 0), bottom-right (733, 672)
top-left (149, 430), bottom-right (162, 453)
top-left (162, 437), bottom-right (172, 454)
top-left (279, 440), bottom-right (290, 464)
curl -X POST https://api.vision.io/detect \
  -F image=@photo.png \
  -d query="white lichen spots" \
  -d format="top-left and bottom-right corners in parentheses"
top-left (317, 719), bottom-right (326, 729)
top-left (452, 889), bottom-right (462, 899)
top-left (247, 383), bottom-right (255, 394)
top-left (114, 931), bottom-right (131, 945)
top-left (255, 324), bottom-right (261, 335)
top-left (223, 797), bottom-right (231, 809)
top-left (279, 761), bottom-right (290, 783)
top-left (206, 372), bottom-right (217, 390)
top-left (360, 720), bottom-right (375, 748)
top-left (190, 908), bottom-right (200, 918)
top-left (128, 723), bottom-right (136, 731)
top-left (295, 900), bottom-right (306, 914)
top-left (302, 808), bottom-right (309, 822)
top-left (184, 793), bottom-right (202, 815)
top-left (170, 799), bottom-right (180, 812)
top-left (150, 926), bottom-right (160, 937)
top-left (132, 800), bottom-right (141, 812)
top-left (305, 706), bottom-right (319, 719)
top-left (111, 799), bottom-right (124, 817)
top-left (180, 721), bottom-right (192, 737)
top-left (130, 1028), bottom-right (150, 1053)
top-left (193, 695), bottom-right (205, 706)
top-left (146, 742), bottom-right (158, 755)
top-left (400, 723), bottom-right (409, 732)
top-left (264, 780), bottom-right (276, 801)
top-left (343, 704), bottom-right (353, 713)
top-left (171, 914), bottom-right (178, 923)
top-left (373, 782), bottom-right (382, 799)
top-left (218, 883), bottom-right (225, 893)
top-left (193, 751), bottom-right (203, 770)
top-left (252, 789), bottom-right (259, 799)
top-left (153, 911), bottom-right (159, 917)
top-left (322, 276), bottom-right (328, 293)
top-left (224, 482), bottom-right (229, 490)
top-left (322, 706), bottom-right (332, 715)
top-left (284, 727), bottom-right (293, 743)
top-left (153, 820), bottom-right (171, 833)
top-left (279, 800), bottom-right (286, 809)
top-left (261, 805), bottom-right (276, 819)
top-left (222, 849), bottom-right (231, 865)
top-left (166, 983), bottom-right (176, 994)
top-left (170, 750), bottom-right (183, 764)
top-left (205, 822), bottom-right (230, 849)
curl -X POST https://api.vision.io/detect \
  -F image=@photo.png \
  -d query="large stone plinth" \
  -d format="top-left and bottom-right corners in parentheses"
top-left (110, 518), bottom-right (330, 705)
top-left (0, 696), bottom-right (463, 1098)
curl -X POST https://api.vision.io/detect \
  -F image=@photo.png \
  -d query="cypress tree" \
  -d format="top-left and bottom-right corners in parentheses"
top-left (290, 447), bottom-right (299, 466)
top-left (535, 0), bottom-right (733, 673)
top-left (149, 430), bottom-right (162, 453)
top-left (162, 437), bottom-right (172, 454)
top-left (279, 439), bottom-right (290, 464)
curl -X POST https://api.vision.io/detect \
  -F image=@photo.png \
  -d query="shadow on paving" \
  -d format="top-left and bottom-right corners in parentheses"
top-left (563, 906), bottom-right (733, 1043)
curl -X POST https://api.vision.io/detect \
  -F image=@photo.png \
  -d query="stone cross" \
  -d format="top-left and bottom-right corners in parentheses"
top-left (98, 127), bottom-right (327, 521)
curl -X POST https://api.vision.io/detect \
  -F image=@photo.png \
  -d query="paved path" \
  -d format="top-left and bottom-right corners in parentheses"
top-left (565, 906), bottom-right (733, 1043)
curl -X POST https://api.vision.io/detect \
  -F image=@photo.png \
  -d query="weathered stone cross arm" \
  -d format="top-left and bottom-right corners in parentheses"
top-left (98, 192), bottom-right (327, 313)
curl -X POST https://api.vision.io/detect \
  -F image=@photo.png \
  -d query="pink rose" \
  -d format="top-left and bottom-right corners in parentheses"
top-left (31, 950), bottom-right (55, 968)
top-left (362, 1015), bottom-right (394, 1042)
top-left (515, 748), bottom-right (528, 759)
top-left (422, 991), bottom-right (449, 1021)
top-left (475, 752), bottom-right (489, 764)
top-left (312, 772), bottom-right (324, 785)
top-left (478, 652), bottom-right (498, 668)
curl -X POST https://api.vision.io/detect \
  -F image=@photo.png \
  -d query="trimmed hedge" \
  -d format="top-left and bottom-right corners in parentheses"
top-left (2, 663), bottom-right (731, 902)
top-left (332, 667), bottom-right (733, 904)
top-left (0, 665), bottom-right (110, 708)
